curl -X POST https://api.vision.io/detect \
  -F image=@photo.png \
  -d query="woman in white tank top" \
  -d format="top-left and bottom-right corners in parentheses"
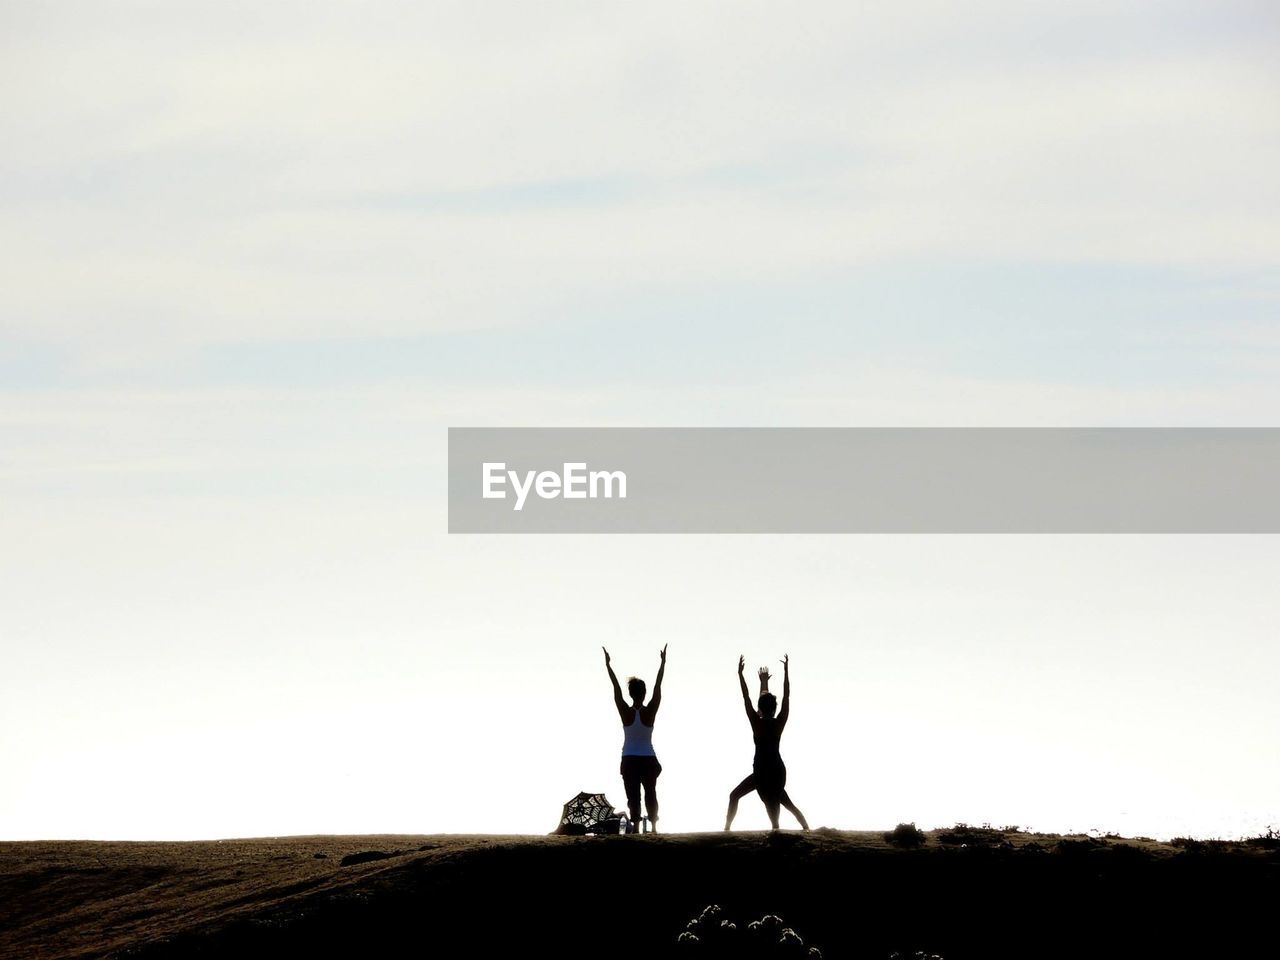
top-left (603, 644), bottom-right (667, 833)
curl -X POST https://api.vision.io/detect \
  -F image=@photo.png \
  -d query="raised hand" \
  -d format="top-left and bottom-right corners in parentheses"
top-left (737, 654), bottom-right (745, 674)
top-left (659, 643), bottom-right (668, 663)
top-left (602, 646), bottom-right (611, 665)
top-left (782, 653), bottom-right (789, 674)
top-left (758, 666), bottom-right (772, 683)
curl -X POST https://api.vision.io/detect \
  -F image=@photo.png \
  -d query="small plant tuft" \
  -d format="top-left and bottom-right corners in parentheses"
top-left (676, 905), bottom-right (824, 957)
top-left (883, 822), bottom-right (928, 848)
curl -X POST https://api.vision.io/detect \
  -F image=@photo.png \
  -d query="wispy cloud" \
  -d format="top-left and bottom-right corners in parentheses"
top-left (2, 1), bottom-right (1276, 354)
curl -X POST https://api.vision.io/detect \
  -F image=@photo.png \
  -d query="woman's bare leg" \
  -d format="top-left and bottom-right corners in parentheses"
top-left (642, 770), bottom-right (660, 830)
top-left (724, 774), bottom-right (755, 831)
top-left (763, 794), bottom-right (782, 830)
top-left (780, 789), bottom-right (809, 830)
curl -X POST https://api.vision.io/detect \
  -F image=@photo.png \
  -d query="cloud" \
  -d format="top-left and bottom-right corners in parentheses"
top-left (1, 1), bottom-right (1276, 348)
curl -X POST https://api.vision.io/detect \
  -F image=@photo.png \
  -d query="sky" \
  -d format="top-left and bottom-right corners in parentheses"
top-left (1, 1), bottom-right (1278, 840)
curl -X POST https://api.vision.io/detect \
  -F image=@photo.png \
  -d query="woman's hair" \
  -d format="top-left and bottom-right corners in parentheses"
top-left (758, 692), bottom-right (778, 718)
top-left (627, 677), bottom-right (646, 701)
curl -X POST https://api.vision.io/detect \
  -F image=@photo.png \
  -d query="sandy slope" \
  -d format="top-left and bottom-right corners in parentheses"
top-left (0, 830), bottom-right (1273, 959)
top-left (0, 834), bottom-right (483, 959)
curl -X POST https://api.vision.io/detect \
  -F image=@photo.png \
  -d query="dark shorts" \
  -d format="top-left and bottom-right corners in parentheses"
top-left (753, 757), bottom-right (786, 796)
top-left (620, 755), bottom-right (662, 785)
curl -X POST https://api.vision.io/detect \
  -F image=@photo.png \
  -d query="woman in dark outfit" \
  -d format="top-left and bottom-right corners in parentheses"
top-left (603, 644), bottom-right (666, 832)
top-left (724, 654), bottom-right (810, 831)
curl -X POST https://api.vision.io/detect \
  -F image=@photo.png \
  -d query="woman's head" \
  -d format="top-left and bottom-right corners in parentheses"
top-left (758, 692), bottom-right (777, 718)
top-left (627, 677), bottom-right (646, 703)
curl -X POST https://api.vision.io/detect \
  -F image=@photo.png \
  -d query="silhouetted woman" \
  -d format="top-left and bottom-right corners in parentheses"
top-left (725, 654), bottom-right (809, 831)
top-left (603, 644), bottom-right (666, 832)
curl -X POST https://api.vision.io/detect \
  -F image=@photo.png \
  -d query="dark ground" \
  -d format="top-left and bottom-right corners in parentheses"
top-left (1, 829), bottom-right (1276, 959)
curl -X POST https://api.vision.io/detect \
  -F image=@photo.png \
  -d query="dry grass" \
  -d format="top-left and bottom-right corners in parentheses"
top-left (0, 829), bottom-right (1265, 960)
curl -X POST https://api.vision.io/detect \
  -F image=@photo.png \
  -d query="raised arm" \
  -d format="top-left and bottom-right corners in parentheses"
top-left (738, 655), bottom-right (756, 724)
top-left (778, 654), bottom-right (791, 727)
top-left (603, 647), bottom-right (629, 722)
top-left (648, 644), bottom-right (668, 717)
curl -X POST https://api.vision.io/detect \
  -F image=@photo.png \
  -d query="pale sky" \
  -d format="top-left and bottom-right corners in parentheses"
top-left (1, 1), bottom-right (1278, 840)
